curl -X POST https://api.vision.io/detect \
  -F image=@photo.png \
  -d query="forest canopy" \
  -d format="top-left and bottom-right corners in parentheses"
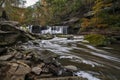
top-left (0, 0), bottom-right (120, 31)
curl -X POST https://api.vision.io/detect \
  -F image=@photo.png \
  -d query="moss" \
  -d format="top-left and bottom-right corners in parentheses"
top-left (84, 34), bottom-right (110, 46)
top-left (40, 34), bottom-right (54, 40)
top-left (56, 34), bottom-right (73, 38)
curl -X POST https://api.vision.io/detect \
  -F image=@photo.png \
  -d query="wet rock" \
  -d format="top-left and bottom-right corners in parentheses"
top-left (32, 63), bottom-right (45, 75)
top-left (32, 40), bottom-right (40, 46)
top-left (15, 52), bottom-right (24, 59)
top-left (42, 66), bottom-right (49, 73)
top-left (48, 64), bottom-right (73, 77)
top-left (61, 69), bottom-right (73, 76)
top-left (0, 48), bottom-right (7, 55)
top-left (48, 64), bottom-right (63, 76)
top-left (0, 54), bottom-right (13, 61)
top-left (39, 73), bottom-right (53, 78)
top-left (25, 72), bottom-right (36, 80)
top-left (64, 65), bottom-right (78, 71)
top-left (40, 50), bottom-right (58, 63)
top-left (67, 36), bottom-right (74, 40)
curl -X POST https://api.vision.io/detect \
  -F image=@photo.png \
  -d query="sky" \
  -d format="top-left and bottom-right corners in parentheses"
top-left (25, 0), bottom-right (39, 7)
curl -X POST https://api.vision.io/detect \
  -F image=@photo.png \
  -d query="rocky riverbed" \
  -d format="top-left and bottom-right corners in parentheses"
top-left (0, 21), bottom-right (80, 80)
top-left (0, 21), bottom-right (120, 80)
top-left (0, 43), bottom-right (79, 80)
top-left (1, 38), bottom-right (85, 80)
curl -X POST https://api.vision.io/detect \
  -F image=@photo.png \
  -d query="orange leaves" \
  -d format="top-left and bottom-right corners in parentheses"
top-left (9, 7), bottom-right (26, 24)
top-left (81, 17), bottom-right (108, 29)
top-left (81, 18), bottom-right (91, 28)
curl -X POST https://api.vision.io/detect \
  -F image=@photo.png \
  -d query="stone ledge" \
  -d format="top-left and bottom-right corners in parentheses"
top-left (37, 76), bottom-right (84, 80)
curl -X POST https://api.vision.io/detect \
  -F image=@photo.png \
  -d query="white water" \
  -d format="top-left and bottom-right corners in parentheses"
top-left (22, 36), bottom-right (120, 80)
top-left (75, 71), bottom-right (100, 80)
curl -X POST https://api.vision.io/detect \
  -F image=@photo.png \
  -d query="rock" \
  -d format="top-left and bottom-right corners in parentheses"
top-left (15, 52), bottom-right (23, 59)
top-left (0, 62), bottom-right (10, 80)
top-left (32, 40), bottom-right (40, 46)
top-left (48, 64), bottom-right (73, 76)
top-left (0, 48), bottom-right (7, 55)
top-left (0, 55), bottom-right (13, 61)
top-left (42, 66), bottom-right (49, 73)
top-left (39, 73), bottom-right (53, 78)
top-left (6, 61), bottom-right (31, 80)
top-left (60, 69), bottom-right (73, 76)
top-left (0, 21), bottom-right (35, 46)
top-left (8, 62), bottom-right (31, 75)
top-left (32, 67), bottom-right (42, 75)
top-left (84, 11), bottom-right (94, 17)
top-left (0, 31), bottom-right (20, 46)
top-left (67, 36), bottom-right (74, 40)
top-left (40, 50), bottom-right (58, 63)
top-left (25, 72), bottom-right (36, 80)
top-left (64, 65), bottom-right (78, 71)
top-left (48, 64), bottom-right (63, 76)
top-left (81, 40), bottom-right (89, 43)
top-left (32, 63), bottom-right (45, 75)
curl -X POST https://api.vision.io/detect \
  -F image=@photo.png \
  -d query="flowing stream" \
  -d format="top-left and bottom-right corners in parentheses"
top-left (23, 36), bottom-right (120, 80)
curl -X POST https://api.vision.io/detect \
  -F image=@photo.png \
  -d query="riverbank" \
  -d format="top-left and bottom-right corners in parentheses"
top-left (0, 41), bottom-right (79, 80)
top-left (1, 35), bottom-right (120, 80)
top-left (0, 21), bottom-right (79, 80)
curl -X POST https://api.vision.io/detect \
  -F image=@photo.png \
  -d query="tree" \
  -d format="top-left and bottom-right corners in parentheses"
top-left (1, 10), bottom-right (9, 20)
top-left (0, 0), bottom-right (26, 23)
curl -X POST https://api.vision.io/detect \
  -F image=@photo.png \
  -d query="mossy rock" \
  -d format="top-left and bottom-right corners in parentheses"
top-left (84, 34), bottom-right (110, 46)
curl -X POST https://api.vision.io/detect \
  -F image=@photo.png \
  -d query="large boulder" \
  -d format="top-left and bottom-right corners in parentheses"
top-left (31, 63), bottom-right (45, 75)
top-left (5, 61), bottom-right (31, 80)
top-left (0, 54), bottom-right (14, 61)
top-left (64, 65), bottom-right (78, 71)
top-left (0, 21), bottom-right (35, 46)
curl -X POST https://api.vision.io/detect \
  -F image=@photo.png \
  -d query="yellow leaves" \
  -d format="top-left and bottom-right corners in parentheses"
top-left (90, 17), bottom-right (108, 28)
top-left (96, 24), bottom-right (108, 28)
top-left (91, 17), bottom-right (103, 24)
top-left (93, 0), bottom-right (104, 10)
top-left (81, 18), bottom-right (91, 28)
top-left (93, 0), bottom-right (112, 14)
top-left (81, 17), bottom-right (108, 29)
top-left (85, 0), bottom-right (112, 29)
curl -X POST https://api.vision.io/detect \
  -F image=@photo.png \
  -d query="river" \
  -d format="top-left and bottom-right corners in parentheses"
top-left (23, 36), bottom-right (120, 80)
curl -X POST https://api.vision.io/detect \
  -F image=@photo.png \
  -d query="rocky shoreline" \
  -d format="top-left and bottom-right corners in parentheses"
top-left (0, 41), bottom-right (79, 80)
top-left (0, 21), bottom-right (80, 80)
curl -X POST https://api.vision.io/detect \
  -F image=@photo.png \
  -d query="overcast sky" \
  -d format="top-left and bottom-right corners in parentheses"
top-left (25, 0), bottom-right (39, 7)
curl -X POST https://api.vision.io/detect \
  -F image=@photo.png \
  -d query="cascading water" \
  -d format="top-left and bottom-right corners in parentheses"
top-left (22, 36), bottom-right (120, 80)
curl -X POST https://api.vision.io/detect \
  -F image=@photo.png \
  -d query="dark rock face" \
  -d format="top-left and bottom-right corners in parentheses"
top-left (0, 48), bottom-right (7, 55)
top-left (67, 36), bottom-right (74, 40)
top-left (0, 21), bottom-right (35, 46)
